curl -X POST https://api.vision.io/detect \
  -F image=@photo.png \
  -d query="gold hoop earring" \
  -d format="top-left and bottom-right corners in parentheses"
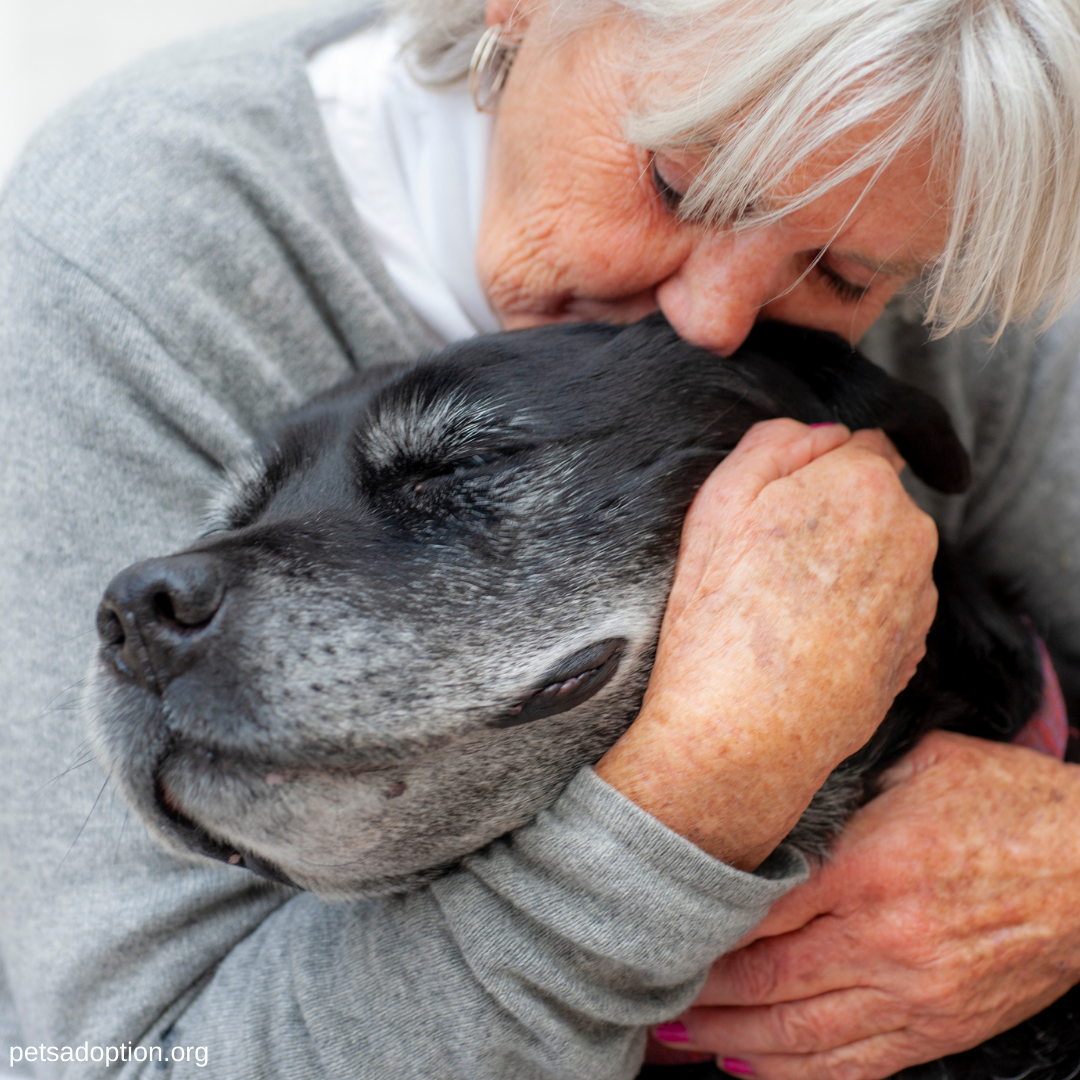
top-left (469, 24), bottom-right (519, 113)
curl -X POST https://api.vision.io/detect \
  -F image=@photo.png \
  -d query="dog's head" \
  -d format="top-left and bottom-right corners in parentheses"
top-left (87, 314), bottom-right (968, 897)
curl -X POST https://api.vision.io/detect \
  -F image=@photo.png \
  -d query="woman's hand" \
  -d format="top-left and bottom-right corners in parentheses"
top-left (664, 731), bottom-right (1080, 1079)
top-left (596, 418), bottom-right (939, 869)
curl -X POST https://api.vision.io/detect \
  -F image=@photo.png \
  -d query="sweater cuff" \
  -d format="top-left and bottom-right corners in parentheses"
top-left (570, 765), bottom-right (808, 889)
top-left (456, 765), bottom-right (808, 984)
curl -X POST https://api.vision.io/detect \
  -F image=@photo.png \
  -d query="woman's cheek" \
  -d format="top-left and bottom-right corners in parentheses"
top-left (761, 277), bottom-right (903, 343)
top-left (481, 207), bottom-right (694, 324)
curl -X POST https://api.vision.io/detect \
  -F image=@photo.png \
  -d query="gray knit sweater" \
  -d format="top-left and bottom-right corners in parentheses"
top-left (1, 3), bottom-right (1079, 1078)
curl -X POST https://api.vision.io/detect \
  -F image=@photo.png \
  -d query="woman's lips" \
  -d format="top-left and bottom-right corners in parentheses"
top-left (499, 288), bottom-right (661, 330)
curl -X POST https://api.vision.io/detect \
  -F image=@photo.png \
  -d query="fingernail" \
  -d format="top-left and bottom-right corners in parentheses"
top-left (722, 1059), bottom-right (755, 1076)
top-left (808, 422), bottom-right (835, 428)
top-left (653, 1022), bottom-right (691, 1044)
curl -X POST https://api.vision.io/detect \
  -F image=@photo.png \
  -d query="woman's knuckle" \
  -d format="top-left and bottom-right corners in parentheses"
top-left (912, 509), bottom-right (940, 550)
top-left (772, 1004), bottom-right (820, 1051)
top-left (799, 1052), bottom-right (860, 1080)
top-left (851, 454), bottom-right (896, 493)
top-left (728, 949), bottom-right (780, 1002)
top-left (820, 1049), bottom-right (878, 1080)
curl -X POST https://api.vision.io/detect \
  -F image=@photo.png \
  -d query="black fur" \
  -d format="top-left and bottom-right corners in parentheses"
top-left (89, 313), bottom-right (1079, 1080)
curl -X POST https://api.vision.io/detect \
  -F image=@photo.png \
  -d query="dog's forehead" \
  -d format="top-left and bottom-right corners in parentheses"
top-left (353, 320), bottom-right (753, 454)
top-left (230, 321), bottom-right (781, 527)
top-left (225, 312), bottom-right (968, 534)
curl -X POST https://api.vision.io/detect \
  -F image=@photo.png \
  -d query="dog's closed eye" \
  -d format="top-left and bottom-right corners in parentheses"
top-left (406, 448), bottom-right (528, 496)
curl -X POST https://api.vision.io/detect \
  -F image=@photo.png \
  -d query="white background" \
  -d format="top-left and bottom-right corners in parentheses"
top-left (0, 0), bottom-right (324, 181)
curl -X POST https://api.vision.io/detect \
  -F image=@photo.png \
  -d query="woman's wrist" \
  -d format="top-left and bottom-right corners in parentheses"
top-left (595, 692), bottom-right (828, 871)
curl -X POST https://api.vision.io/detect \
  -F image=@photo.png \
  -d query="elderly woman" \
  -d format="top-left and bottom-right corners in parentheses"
top-left (1, 0), bottom-right (1080, 1078)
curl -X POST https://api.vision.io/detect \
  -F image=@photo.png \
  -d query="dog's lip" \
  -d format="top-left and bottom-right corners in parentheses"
top-left (498, 637), bottom-right (626, 728)
top-left (154, 771), bottom-right (299, 888)
top-left (160, 738), bottom-right (405, 779)
top-left (159, 776), bottom-right (186, 816)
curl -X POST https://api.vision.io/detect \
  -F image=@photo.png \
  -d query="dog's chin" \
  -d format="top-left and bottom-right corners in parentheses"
top-left (155, 773), bottom-right (468, 897)
top-left (148, 761), bottom-right (538, 899)
top-left (151, 722), bottom-right (610, 898)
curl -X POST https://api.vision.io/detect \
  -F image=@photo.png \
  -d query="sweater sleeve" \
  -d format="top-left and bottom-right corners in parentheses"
top-left (0, 198), bottom-right (805, 1080)
top-left (168, 773), bottom-right (803, 1080)
top-left (954, 305), bottom-right (1080, 714)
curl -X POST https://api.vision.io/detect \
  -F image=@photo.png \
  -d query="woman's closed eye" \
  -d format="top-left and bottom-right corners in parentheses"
top-left (815, 255), bottom-right (872, 304)
top-left (651, 155), bottom-right (686, 213)
top-left (650, 149), bottom-right (755, 222)
top-left (651, 152), bottom-right (882, 309)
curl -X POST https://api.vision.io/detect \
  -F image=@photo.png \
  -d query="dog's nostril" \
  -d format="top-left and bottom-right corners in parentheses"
top-left (152, 590), bottom-right (177, 624)
top-left (151, 587), bottom-right (216, 631)
top-left (96, 604), bottom-right (125, 648)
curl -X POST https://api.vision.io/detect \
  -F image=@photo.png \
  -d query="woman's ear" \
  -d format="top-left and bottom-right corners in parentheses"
top-left (485, 0), bottom-right (532, 30)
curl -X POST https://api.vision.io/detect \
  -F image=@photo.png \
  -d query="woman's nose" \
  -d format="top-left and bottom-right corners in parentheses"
top-left (656, 227), bottom-right (793, 356)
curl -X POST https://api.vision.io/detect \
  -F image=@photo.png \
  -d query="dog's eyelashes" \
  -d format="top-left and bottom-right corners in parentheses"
top-left (388, 448), bottom-right (530, 503)
top-left (455, 452), bottom-right (509, 469)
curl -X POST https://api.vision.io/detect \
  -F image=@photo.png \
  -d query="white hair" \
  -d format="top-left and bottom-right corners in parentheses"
top-left (387, 0), bottom-right (1080, 340)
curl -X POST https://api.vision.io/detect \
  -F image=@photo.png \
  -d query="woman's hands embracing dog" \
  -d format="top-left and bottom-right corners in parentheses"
top-left (669, 731), bottom-right (1080, 1080)
top-left (597, 419), bottom-right (939, 871)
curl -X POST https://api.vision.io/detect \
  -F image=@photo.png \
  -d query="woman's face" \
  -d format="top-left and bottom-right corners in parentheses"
top-left (477, 2), bottom-right (949, 355)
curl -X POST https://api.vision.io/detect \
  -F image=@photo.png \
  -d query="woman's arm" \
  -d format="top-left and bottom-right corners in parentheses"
top-left (1, 218), bottom-right (940, 1077)
top-left (0, 225), bottom-right (811, 1080)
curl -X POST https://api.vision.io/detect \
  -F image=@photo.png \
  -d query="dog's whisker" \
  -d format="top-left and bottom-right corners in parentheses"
top-left (37, 755), bottom-right (100, 795)
top-left (55, 770), bottom-right (113, 875)
top-left (28, 676), bottom-right (88, 726)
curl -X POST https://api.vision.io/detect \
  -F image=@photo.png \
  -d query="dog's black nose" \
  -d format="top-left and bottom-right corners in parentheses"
top-left (97, 554), bottom-right (227, 691)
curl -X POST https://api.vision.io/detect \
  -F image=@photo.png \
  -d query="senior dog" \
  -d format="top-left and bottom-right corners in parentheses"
top-left (88, 313), bottom-right (1078, 1080)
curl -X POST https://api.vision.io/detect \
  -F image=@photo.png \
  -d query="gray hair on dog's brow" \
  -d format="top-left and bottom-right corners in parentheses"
top-left (201, 453), bottom-right (267, 536)
top-left (358, 384), bottom-right (525, 472)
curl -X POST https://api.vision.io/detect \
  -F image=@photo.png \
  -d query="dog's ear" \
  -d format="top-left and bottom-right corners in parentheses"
top-left (740, 323), bottom-right (972, 495)
top-left (850, 379), bottom-right (972, 495)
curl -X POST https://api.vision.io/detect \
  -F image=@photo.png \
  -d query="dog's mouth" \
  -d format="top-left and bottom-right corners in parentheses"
top-left (499, 637), bottom-right (626, 728)
top-left (144, 636), bottom-right (627, 886)
top-left (151, 740), bottom-right (427, 888)
top-left (154, 769), bottom-right (299, 887)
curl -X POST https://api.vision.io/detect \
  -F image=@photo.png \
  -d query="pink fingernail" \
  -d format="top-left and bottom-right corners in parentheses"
top-left (653, 1022), bottom-right (691, 1044)
top-left (722, 1059), bottom-right (755, 1076)
top-left (808, 422), bottom-right (835, 428)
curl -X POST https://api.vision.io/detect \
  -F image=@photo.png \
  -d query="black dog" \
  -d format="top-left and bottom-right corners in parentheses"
top-left (89, 313), bottom-right (1079, 1080)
